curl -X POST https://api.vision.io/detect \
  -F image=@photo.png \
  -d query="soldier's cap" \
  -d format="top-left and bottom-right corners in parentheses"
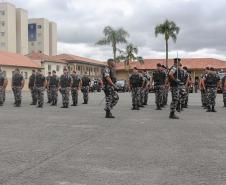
top-left (205, 67), bottom-right (210, 70)
top-left (38, 69), bottom-right (42, 72)
top-left (107, 58), bottom-right (114, 63)
top-left (183, 66), bottom-right (188, 70)
top-left (15, 68), bottom-right (20, 72)
top-left (63, 67), bottom-right (68, 71)
top-left (174, 58), bottom-right (181, 63)
top-left (73, 70), bottom-right (76, 73)
top-left (157, 63), bottom-right (162, 67)
top-left (52, 70), bottom-right (56, 73)
top-left (48, 71), bottom-right (51, 74)
top-left (161, 65), bottom-right (167, 69)
top-left (133, 67), bottom-right (138, 70)
top-left (32, 69), bottom-right (35, 72)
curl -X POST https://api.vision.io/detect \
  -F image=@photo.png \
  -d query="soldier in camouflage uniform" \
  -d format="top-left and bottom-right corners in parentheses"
top-left (150, 63), bottom-right (166, 110)
top-left (0, 67), bottom-right (8, 106)
top-left (200, 67), bottom-right (209, 108)
top-left (12, 68), bottom-right (24, 107)
top-left (203, 67), bottom-right (220, 112)
top-left (103, 59), bottom-right (119, 118)
top-left (161, 65), bottom-right (169, 107)
top-left (168, 58), bottom-right (181, 119)
top-left (28, 70), bottom-right (37, 105)
top-left (129, 67), bottom-right (142, 110)
top-left (81, 72), bottom-right (91, 104)
top-left (59, 68), bottom-right (72, 108)
top-left (71, 71), bottom-right (81, 106)
top-left (46, 72), bottom-right (52, 104)
top-left (138, 71), bottom-right (144, 108)
top-left (142, 70), bottom-right (150, 106)
top-left (48, 70), bottom-right (59, 106)
top-left (222, 73), bottom-right (226, 107)
top-left (34, 69), bottom-right (46, 108)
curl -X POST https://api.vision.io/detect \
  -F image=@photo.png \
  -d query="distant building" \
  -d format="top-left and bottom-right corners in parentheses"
top-left (49, 22), bottom-right (57, 56)
top-left (27, 52), bottom-right (67, 76)
top-left (116, 58), bottom-right (226, 82)
top-left (0, 2), bottom-right (16, 53)
top-left (55, 54), bottom-right (107, 80)
top-left (0, 51), bottom-right (41, 91)
top-left (16, 8), bottom-right (28, 55)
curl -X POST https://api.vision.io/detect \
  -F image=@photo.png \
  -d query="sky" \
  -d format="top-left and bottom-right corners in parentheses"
top-left (8, 0), bottom-right (226, 61)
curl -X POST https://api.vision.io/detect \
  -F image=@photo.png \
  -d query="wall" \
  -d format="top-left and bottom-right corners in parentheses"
top-left (49, 22), bottom-right (57, 56)
top-left (42, 61), bottom-right (67, 76)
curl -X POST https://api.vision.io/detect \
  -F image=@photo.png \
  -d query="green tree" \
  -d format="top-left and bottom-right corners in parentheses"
top-left (96, 26), bottom-right (129, 61)
top-left (155, 20), bottom-right (180, 68)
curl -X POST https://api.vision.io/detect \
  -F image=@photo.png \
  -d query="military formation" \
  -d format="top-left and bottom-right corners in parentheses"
top-left (0, 58), bottom-right (225, 119)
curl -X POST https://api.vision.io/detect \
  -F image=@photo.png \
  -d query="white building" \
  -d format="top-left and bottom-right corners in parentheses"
top-left (49, 21), bottom-right (57, 56)
top-left (28, 18), bottom-right (50, 55)
top-left (0, 2), bottom-right (16, 53)
top-left (16, 8), bottom-right (28, 55)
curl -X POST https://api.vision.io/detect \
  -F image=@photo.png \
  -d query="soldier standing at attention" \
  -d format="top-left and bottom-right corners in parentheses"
top-left (59, 68), bottom-right (72, 108)
top-left (138, 70), bottom-right (144, 108)
top-left (168, 58), bottom-right (181, 119)
top-left (161, 65), bottom-right (169, 107)
top-left (200, 67), bottom-right (209, 109)
top-left (142, 70), bottom-right (151, 106)
top-left (34, 69), bottom-right (46, 108)
top-left (28, 70), bottom-right (37, 105)
top-left (12, 68), bottom-right (24, 107)
top-left (129, 67), bottom-right (142, 110)
top-left (71, 71), bottom-right (81, 106)
top-left (221, 72), bottom-right (226, 107)
top-left (103, 59), bottom-right (119, 118)
top-left (203, 67), bottom-right (220, 112)
top-left (0, 67), bottom-right (8, 106)
top-left (81, 72), bottom-right (91, 104)
top-left (150, 63), bottom-right (166, 110)
top-left (48, 70), bottom-right (59, 106)
top-left (46, 72), bottom-right (52, 104)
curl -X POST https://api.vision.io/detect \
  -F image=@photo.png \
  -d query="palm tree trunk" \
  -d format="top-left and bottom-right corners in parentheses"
top-left (165, 39), bottom-right (169, 68)
top-left (113, 44), bottom-right (117, 62)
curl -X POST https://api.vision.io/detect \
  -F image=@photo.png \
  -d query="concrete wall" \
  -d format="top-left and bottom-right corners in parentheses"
top-left (0, 2), bottom-right (16, 53)
top-left (16, 8), bottom-right (28, 55)
top-left (49, 22), bottom-right (57, 56)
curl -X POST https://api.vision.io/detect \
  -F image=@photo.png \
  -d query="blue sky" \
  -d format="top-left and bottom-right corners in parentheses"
top-left (9, 0), bottom-right (226, 60)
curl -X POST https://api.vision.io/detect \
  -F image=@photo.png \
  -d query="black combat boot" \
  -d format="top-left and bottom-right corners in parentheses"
top-left (105, 110), bottom-right (115, 118)
top-left (65, 103), bottom-right (69, 108)
top-left (135, 106), bottom-right (140, 110)
top-left (156, 104), bottom-right (162, 110)
top-left (169, 112), bottom-right (179, 119)
top-left (211, 106), bottom-right (217, 112)
top-left (38, 104), bottom-right (43, 108)
top-left (61, 103), bottom-right (66, 108)
top-left (206, 106), bottom-right (211, 112)
top-left (131, 105), bottom-right (136, 110)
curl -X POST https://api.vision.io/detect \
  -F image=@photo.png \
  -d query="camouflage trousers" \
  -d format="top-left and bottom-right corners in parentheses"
top-left (162, 88), bottom-right (168, 106)
top-left (223, 90), bottom-right (226, 107)
top-left (201, 90), bottom-right (207, 106)
top-left (0, 87), bottom-right (5, 105)
top-left (81, 86), bottom-right (89, 102)
top-left (60, 87), bottom-right (70, 105)
top-left (71, 87), bottom-right (79, 104)
top-left (185, 88), bottom-right (189, 106)
top-left (170, 87), bottom-right (179, 112)
top-left (143, 89), bottom-right (149, 105)
top-left (131, 87), bottom-right (140, 108)
top-left (104, 86), bottom-right (119, 111)
top-left (35, 87), bottom-right (44, 106)
top-left (206, 87), bottom-right (217, 107)
top-left (155, 85), bottom-right (164, 106)
top-left (178, 85), bottom-right (187, 108)
top-left (12, 86), bottom-right (22, 102)
top-left (47, 88), bottom-right (52, 102)
top-left (30, 87), bottom-right (37, 104)
top-left (50, 86), bottom-right (58, 103)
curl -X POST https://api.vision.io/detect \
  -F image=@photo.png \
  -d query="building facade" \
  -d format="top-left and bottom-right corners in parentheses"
top-left (49, 22), bottom-right (57, 56)
top-left (16, 8), bottom-right (28, 55)
top-left (28, 18), bottom-right (50, 55)
top-left (0, 2), bottom-right (16, 53)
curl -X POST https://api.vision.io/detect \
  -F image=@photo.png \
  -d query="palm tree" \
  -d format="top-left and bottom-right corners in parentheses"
top-left (96, 26), bottom-right (129, 61)
top-left (155, 20), bottom-right (180, 68)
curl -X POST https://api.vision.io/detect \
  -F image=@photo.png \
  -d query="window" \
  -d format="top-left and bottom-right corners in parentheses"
top-left (0, 42), bottom-right (5, 47)
top-left (37, 25), bottom-right (42, 29)
top-left (0, 10), bottom-right (5, 15)
top-left (0, 32), bottom-right (5, 36)
top-left (38, 50), bottom-right (42, 53)
top-left (1, 21), bottom-right (5, 27)
top-left (24, 72), bottom-right (28, 79)
top-left (77, 66), bottom-right (80, 71)
top-left (48, 65), bottom-right (51, 71)
top-left (56, 65), bottom-right (60, 72)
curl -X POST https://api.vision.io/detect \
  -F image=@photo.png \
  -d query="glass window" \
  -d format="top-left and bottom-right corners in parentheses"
top-left (37, 25), bottom-right (42, 29)
top-left (0, 32), bottom-right (5, 36)
top-left (1, 21), bottom-right (5, 26)
top-left (0, 11), bottom-right (5, 15)
top-left (48, 65), bottom-right (51, 71)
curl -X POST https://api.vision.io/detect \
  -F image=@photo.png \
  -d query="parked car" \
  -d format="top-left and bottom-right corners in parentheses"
top-left (115, 80), bottom-right (129, 92)
top-left (90, 79), bottom-right (102, 92)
